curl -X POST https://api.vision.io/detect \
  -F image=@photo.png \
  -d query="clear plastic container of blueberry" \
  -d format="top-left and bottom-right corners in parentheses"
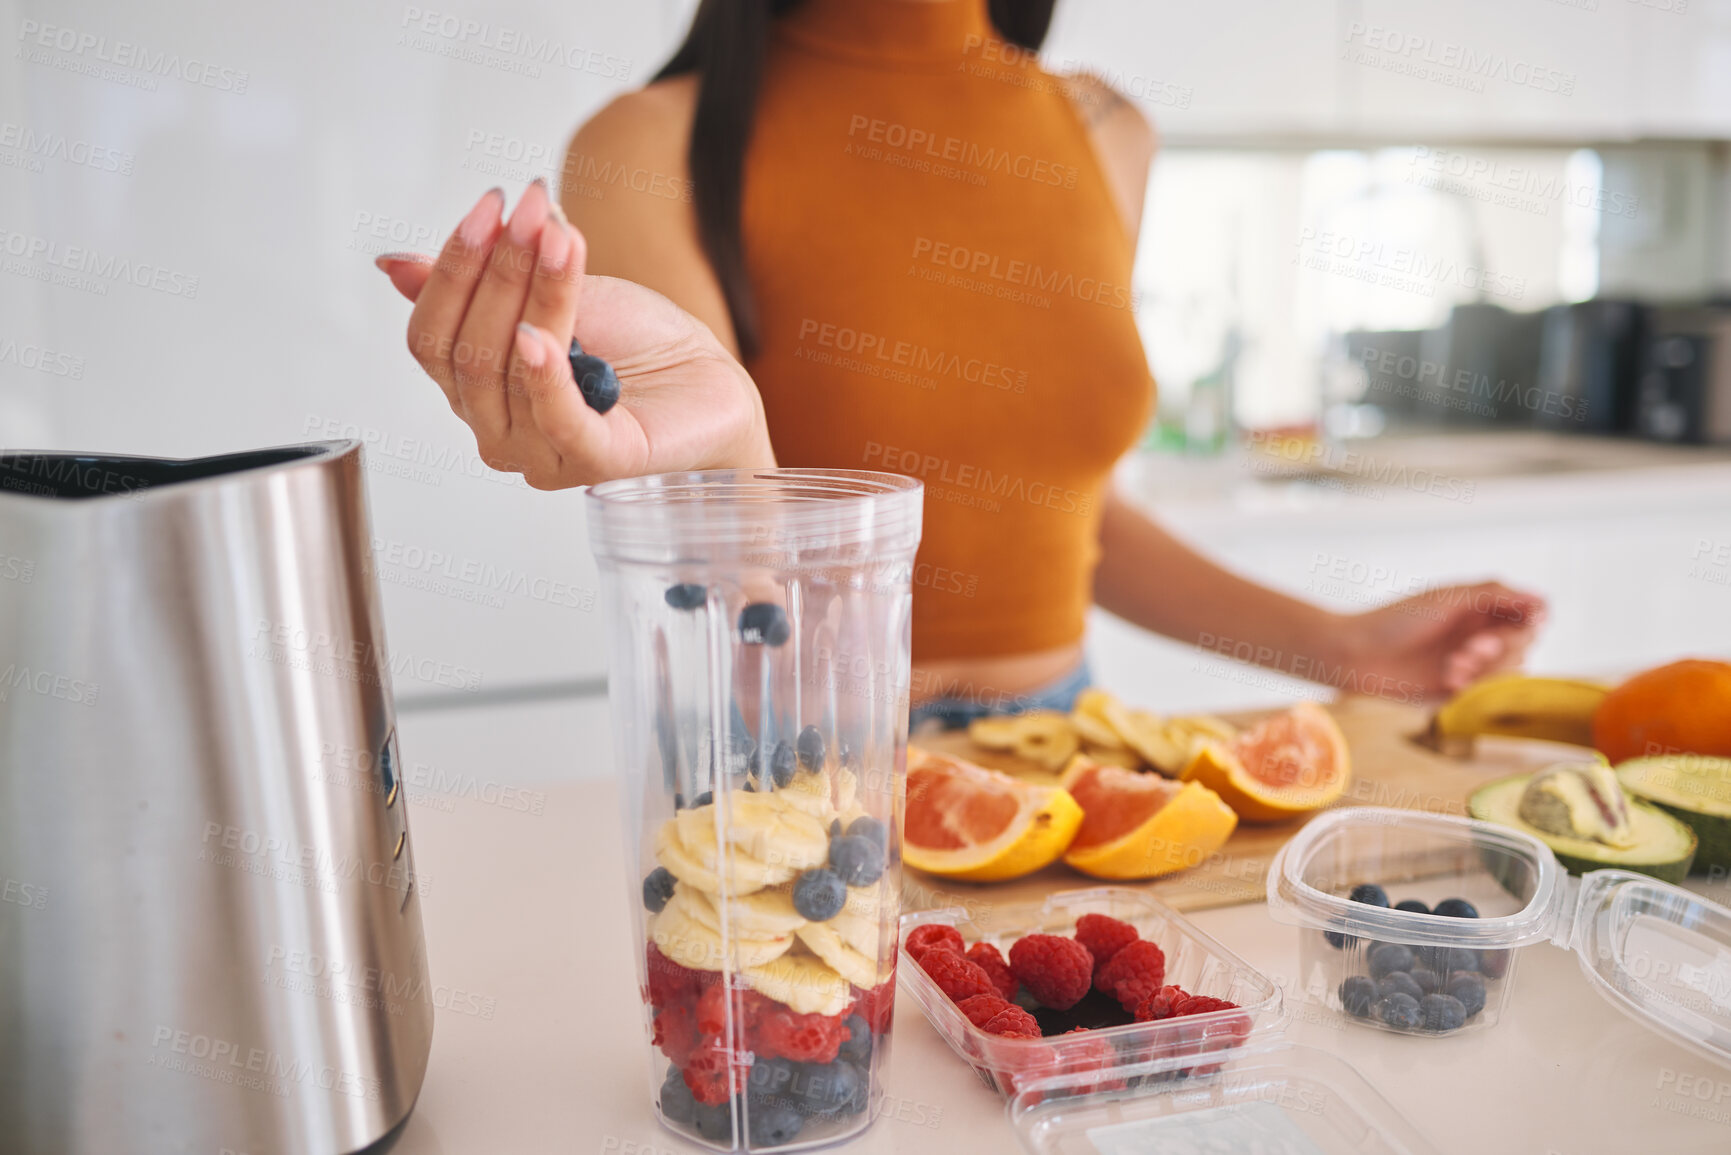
top-left (1268, 806), bottom-right (1731, 1064)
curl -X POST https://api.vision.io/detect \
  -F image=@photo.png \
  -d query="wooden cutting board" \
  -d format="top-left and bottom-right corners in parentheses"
top-left (901, 694), bottom-right (1590, 916)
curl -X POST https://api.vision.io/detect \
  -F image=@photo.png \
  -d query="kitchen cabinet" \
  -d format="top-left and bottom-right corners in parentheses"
top-left (1048, 0), bottom-right (1731, 142)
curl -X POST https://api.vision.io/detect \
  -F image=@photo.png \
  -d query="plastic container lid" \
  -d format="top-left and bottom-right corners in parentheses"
top-left (1008, 1040), bottom-right (1443, 1155)
top-left (1267, 807), bottom-right (1567, 951)
top-left (1269, 807), bottom-right (1731, 1070)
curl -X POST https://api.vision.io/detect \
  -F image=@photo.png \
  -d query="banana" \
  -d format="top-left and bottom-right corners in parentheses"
top-left (967, 716), bottom-right (1023, 751)
top-left (1011, 711), bottom-right (1081, 770)
top-left (795, 922), bottom-right (879, 990)
top-left (1101, 698), bottom-right (1186, 774)
top-left (1080, 743), bottom-right (1141, 769)
top-left (687, 882), bottom-right (808, 938)
top-left (774, 766), bottom-right (860, 822)
top-left (651, 889), bottom-right (794, 971)
top-left (1426, 674), bottom-right (1610, 752)
top-left (1173, 714), bottom-right (1239, 745)
top-left (654, 819), bottom-right (758, 896)
top-left (1068, 709), bottom-right (1126, 750)
top-left (741, 948), bottom-right (853, 1016)
top-left (832, 885), bottom-right (888, 958)
top-left (967, 688), bottom-right (1237, 778)
top-left (672, 794), bottom-right (828, 886)
top-left (658, 811), bottom-right (793, 895)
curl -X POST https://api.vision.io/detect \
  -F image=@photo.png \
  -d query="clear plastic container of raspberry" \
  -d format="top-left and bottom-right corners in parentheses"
top-left (898, 886), bottom-right (1284, 1100)
top-left (589, 470), bottom-right (923, 1151)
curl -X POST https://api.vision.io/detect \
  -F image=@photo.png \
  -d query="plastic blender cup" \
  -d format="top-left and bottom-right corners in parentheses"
top-left (587, 468), bottom-right (923, 1152)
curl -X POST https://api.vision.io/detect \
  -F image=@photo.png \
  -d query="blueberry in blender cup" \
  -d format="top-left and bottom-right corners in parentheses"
top-left (589, 468), bottom-right (920, 1149)
top-left (796, 725), bottom-right (826, 772)
top-left (665, 582), bottom-right (708, 610)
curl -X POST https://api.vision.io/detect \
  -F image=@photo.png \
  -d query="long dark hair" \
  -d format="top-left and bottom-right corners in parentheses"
top-left (654, 0), bottom-right (1058, 357)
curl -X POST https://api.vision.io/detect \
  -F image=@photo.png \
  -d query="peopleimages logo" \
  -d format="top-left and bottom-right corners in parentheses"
top-left (0, 122), bottom-right (134, 174)
top-left (1342, 22), bottom-right (1576, 96)
top-left (398, 7), bottom-right (631, 80)
top-left (16, 20), bottom-right (250, 93)
top-left (0, 228), bottom-right (200, 299)
top-left (845, 114), bottom-right (1078, 189)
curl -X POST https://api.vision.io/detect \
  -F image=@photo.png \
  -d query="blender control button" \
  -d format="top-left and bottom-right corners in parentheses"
top-left (393, 832), bottom-right (407, 860)
top-left (386, 780), bottom-right (399, 808)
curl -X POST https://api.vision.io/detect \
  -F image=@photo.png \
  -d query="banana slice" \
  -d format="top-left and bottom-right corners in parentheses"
top-left (1081, 742), bottom-right (1142, 770)
top-left (1101, 699), bottom-right (1185, 774)
top-left (719, 792), bottom-right (832, 870)
top-left (829, 897), bottom-right (888, 960)
top-left (1068, 709), bottom-right (1125, 750)
top-left (687, 882), bottom-right (808, 939)
top-left (652, 890), bottom-right (794, 971)
top-left (774, 766), bottom-right (860, 822)
top-left (793, 923), bottom-right (880, 991)
top-left (967, 716), bottom-right (1024, 751)
top-left (674, 805), bottom-right (816, 887)
top-left (656, 818), bottom-right (783, 895)
top-left (741, 948), bottom-right (852, 1016)
top-left (1174, 714), bottom-right (1238, 744)
top-left (1012, 712), bottom-right (1080, 771)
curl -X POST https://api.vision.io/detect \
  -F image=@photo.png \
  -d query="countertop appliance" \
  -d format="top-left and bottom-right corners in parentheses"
top-left (0, 441), bottom-right (432, 1155)
top-left (1636, 306), bottom-right (1731, 444)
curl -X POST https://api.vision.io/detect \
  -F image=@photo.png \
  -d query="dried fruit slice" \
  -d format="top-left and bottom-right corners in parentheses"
top-left (1011, 712), bottom-right (1082, 770)
top-left (1059, 758), bottom-right (1237, 880)
top-left (1098, 698), bottom-right (1186, 775)
top-left (1181, 701), bottom-right (1350, 822)
top-left (902, 748), bottom-right (1084, 882)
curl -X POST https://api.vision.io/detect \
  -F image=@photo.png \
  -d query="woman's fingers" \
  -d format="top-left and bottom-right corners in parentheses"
top-left (405, 189), bottom-right (503, 413)
top-left (512, 323), bottom-right (605, 484)
top-left (375, 253), bottom-right (433, 302)
top-left (507, 217), bottom-right (585, 440)
top-left (453, 179), bottom-right (550, 452)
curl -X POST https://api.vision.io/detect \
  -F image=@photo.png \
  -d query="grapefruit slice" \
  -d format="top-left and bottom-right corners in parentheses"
top-left (1181, 702), bottom-right (1349, 823)
top-left (1059, 758), bottom-right (1238, 880)
top-left (902, 747), bottom-right (1083, 882)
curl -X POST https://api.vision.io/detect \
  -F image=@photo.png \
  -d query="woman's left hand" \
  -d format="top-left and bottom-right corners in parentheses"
top-left (1335, 581), bottom-right (1548, 699)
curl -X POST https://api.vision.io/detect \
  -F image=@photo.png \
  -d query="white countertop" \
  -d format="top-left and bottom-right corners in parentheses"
top-left (384, 715), bottom-right (1731, 1155)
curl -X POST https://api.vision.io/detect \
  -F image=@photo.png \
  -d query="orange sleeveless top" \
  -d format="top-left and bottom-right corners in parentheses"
top-left (742, 0), bottom-right (1155, 662)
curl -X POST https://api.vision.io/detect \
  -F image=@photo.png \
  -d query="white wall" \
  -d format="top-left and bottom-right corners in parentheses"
top-left (0, 0), bottom-right (701, 700)
top-left (2, 0), bottom-right (1727, 716)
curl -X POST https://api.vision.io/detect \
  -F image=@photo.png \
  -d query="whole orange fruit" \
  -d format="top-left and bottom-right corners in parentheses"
top-left (1593, 659), bottom-right (1731, 765)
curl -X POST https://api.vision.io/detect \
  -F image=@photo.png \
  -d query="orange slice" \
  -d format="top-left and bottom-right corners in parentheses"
top-left (1181, 701), bottom-right (1350, 822)
top-left (1058, 757), bottom-right (1238, 880)
top-left (902, 747), bottom-right (1084, 882)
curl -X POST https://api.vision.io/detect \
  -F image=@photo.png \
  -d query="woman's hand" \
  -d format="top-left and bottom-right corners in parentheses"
top-left (376, 182), bottom-right (776, 489)
top-left (1334, 581), bottom-right (1547, 699)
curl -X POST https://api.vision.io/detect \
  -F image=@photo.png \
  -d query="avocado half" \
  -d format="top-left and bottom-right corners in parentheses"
top-left (1469, 772), bottom-right (1698, 884)
top-left (1617, 756), bottom-right (1731, 874)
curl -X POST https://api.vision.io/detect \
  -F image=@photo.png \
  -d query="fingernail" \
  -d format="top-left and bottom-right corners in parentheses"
top-left (507, 180), bottom-right (549, 247)
top-left (374, 251), bottom-right (421, 270)
top-left (547, 195), bottom-right (571, 229)
top-left (458, 189), bottom-right (503, 250)
top-left (516, 322), bottom-right (548, 369)
top-left (537, 220), bottom-right (572, 275)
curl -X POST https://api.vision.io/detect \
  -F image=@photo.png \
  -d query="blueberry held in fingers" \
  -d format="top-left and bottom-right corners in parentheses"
top-left (568, 337), bottom-right (620, 413)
